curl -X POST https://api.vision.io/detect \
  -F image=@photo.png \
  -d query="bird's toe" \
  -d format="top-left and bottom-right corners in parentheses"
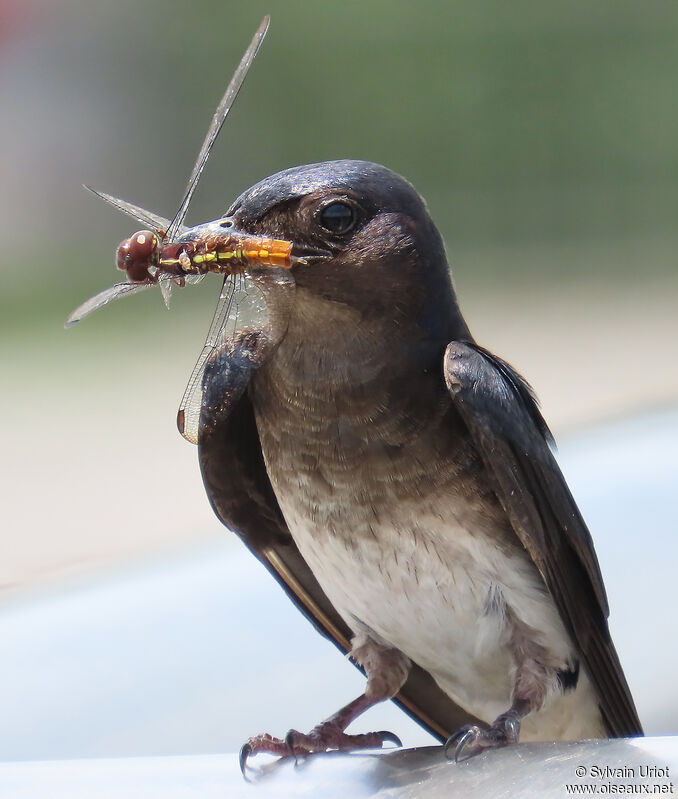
top-left (445, 715), bottom-right (520, 762)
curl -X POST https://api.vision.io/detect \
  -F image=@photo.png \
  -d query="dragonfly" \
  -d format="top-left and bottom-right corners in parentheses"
top-left (66, 16), bottom-right (297, 445)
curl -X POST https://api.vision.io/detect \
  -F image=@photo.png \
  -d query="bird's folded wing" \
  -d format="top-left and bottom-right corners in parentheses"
top-left (197, 331), bottom-right (479, 740)
top-left (443, 340), bottom-right (643, 737)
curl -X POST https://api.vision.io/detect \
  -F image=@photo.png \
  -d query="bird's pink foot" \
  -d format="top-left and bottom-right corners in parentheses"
top-left (240, 723), bottom-right (401, 773)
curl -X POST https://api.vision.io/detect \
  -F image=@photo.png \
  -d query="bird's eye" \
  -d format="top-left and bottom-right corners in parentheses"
top-left (318, 201), bottom-right (357, 235)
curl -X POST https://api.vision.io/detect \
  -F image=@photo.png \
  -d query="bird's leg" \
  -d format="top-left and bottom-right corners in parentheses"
top-left (240, 633), bottom-right (410, 772)
top-left (445, 629), bottom-right (553, 762)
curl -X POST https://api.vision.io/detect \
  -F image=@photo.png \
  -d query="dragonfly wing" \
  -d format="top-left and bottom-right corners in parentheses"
top-left (166, 16), bottom-right (270, 240)
top-left (158, 273), bottom-right (173, 308)
top-left (183, 274), bottom-right (207, 286)
top-left (83, 186), bottom-right (182, 235)
top-left (177, 276), bottom-right (239, 444)
top-left (65, 281), bottom-right (155, 327)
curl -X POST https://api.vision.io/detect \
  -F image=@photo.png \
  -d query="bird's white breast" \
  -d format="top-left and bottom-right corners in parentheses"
top-left (276, 480), bottom-right (575, 723)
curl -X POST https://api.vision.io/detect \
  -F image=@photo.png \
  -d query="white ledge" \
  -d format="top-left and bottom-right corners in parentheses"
top-left (1, 737), bottom-right (677, 799)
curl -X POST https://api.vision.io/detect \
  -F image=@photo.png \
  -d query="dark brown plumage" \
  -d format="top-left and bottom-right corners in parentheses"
top-left (195, 160), bottom-right (641, 764)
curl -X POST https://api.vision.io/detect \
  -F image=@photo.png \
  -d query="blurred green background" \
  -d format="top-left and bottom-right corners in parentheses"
top-left (1, 0), bottom-right (677, 590)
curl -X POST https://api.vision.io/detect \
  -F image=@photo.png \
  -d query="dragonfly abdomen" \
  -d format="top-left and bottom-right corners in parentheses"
top-left (158, 231), bottom-right (293, 276)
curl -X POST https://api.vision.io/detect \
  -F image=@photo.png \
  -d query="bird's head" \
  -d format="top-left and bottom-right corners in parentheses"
top-left (223, 160), bottom-right (469, 341)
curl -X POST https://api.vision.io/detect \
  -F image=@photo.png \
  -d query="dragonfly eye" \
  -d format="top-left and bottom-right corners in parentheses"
top-left (116, 230), bottom-right (159, 281)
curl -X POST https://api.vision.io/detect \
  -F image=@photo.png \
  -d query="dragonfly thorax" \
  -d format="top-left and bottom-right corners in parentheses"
top-left (116, 230), bottom-right (160, 282)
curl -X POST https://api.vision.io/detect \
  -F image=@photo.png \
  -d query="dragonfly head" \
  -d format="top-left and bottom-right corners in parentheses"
top-left (116, 230), bottom-right (160, 282)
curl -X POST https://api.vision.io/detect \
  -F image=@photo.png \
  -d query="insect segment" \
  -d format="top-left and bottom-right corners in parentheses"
top-left (114, 224), bottom-right (294, 285)
top-left (158, 225), bottom-right (294, 277)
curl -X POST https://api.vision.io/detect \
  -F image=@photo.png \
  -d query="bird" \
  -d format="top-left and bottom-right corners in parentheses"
top-left (194, 158), bottom-right (643, 768)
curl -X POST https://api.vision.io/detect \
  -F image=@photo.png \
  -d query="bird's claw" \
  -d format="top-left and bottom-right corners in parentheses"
top-left (238, 742), bottom-right (252, 776)
top-left (444, 724), bottom-right (474, 761)
top-left (377, 730), bottom-right (403, 748)
top-left (444, 726), bottom-right (472, 763)
top-left (239, 733), bottom-right (301, 776)
top-left (239, 726), bottom-right (402, 775)
top-left (444, 715), bottom-right (521, 762)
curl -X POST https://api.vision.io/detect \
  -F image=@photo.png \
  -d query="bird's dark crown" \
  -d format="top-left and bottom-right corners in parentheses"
top-left (226, 160), bottom-right (428, 225)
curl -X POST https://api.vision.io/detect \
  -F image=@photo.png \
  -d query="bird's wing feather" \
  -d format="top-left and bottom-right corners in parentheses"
top-left (443, 340), bottom-right (643, 737)
top-left (197, 330), bottom-right (479, 740)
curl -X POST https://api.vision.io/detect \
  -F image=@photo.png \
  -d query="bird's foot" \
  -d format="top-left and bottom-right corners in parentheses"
top-left (240, 724), bottom-right (402, 773)
top-left (444, 712), bottom-right (521, 762)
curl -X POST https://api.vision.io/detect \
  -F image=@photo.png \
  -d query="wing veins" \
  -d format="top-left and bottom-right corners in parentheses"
top-left (177, 276), bottom-right (238, 443)
top-left (166, 16), bottom-right (270, 240)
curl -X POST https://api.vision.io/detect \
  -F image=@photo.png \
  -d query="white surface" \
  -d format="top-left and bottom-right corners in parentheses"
top-left (1, 738), bottom-right (676, 799)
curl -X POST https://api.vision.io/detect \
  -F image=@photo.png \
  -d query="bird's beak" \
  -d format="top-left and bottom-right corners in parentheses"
top-left (288, 243), bottom-right (333, 264)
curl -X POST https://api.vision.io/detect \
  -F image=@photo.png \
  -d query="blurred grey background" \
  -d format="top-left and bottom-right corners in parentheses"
top-left (0, 0), bottom-right (676, 760)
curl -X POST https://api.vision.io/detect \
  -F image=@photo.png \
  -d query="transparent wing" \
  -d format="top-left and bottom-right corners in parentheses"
top-left (166, 16), bottom-right (270, 241)
top-left (177, 276), bottom-right (238, 444)
top-left (83, 186), bottom-right (176, 234)
top-left (183, 274), bottom-right (207, 286)
top-left (65, 281), bottom-right (155, 327)
top-left (177, 275), bottom-right (269, 444)
top-left (158, 273), bottom-right (173, 308)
